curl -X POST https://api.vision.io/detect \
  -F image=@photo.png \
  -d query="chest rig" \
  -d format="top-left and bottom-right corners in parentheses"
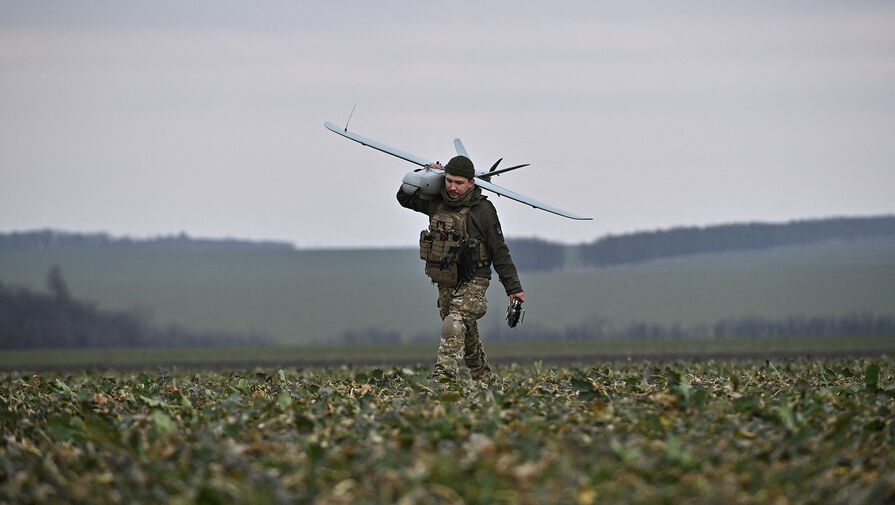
top-left (419, 205), bottom-right (490, 286)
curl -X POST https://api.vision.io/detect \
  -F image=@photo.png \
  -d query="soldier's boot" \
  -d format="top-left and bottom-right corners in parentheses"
top-left (464, 320), bottom-right (492, 382)
top-left (432, 313), bottom-right (465, 383)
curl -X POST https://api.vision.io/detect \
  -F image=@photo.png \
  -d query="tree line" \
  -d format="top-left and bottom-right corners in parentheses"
top-left (3, 215), bottom-right (892, 272)
top-left (504, 238), bottom-right (567, 272)
top-left (579, 215), bottom-right (895, 268)
top-left (0, 267), bottom-right (271, 349)
top-left (0, 230), bottom-right (293, 251)
top-left (502, 215), bottom-right (895, 272)
top-left (484, 312), bottom-right (895, 342)
top-left (335, 312), bottom-right (895, 345)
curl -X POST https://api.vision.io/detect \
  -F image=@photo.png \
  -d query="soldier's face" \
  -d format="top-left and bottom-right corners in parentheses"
top-left (445, 173), bottom-right (474, 199)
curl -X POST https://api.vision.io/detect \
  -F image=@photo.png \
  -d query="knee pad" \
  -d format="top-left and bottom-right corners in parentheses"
top-left (441, 312), bottom-right (465, 338)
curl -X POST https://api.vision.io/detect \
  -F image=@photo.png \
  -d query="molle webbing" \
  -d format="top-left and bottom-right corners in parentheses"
top-left (420, 207), bottom-right (468, 262)
top-left (419, 206), bottom-right (471, 286)
top-left (466, 236), bottom-right (490, 267)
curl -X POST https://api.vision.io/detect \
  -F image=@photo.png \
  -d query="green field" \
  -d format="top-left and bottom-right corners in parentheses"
top-left (2, 358), bottom-right (893, 504)
top-left (1, 239), bottom-right (894, 344)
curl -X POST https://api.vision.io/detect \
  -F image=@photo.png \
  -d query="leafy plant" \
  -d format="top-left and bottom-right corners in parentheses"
top-left (1, 358), bottom-right (892, 504)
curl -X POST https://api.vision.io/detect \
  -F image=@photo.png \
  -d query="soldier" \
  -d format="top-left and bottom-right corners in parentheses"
top-left (397, 155), bottom-right (525, 383)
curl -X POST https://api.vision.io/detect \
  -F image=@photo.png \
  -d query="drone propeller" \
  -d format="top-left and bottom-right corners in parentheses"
top-left (478, 158), bottom-right (530, 181)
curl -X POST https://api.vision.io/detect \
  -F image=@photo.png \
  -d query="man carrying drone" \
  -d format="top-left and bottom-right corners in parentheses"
top-left (324, 118), bottom-right (588, 383)
top-left (398, 155), bottom-right (525, 384)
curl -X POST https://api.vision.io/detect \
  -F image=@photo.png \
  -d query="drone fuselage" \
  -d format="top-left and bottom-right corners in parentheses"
top-left (400, 167), bottom-right (445, 198)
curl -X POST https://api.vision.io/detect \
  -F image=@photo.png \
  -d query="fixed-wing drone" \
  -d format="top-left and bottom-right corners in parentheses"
top-left (324, 121), bottom-right (592, 220)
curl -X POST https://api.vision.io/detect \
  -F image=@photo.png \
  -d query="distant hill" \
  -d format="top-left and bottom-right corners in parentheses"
top-left (4, 215), bottom-right (893, 272)
top-left (577, 215), bottom-right (895, 268)
top-left (0, 230), bottom-right (294, 252)
top-left (1, 232), bottom-right (893, 345)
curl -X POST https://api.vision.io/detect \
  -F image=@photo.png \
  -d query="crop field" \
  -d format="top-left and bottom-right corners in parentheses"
top-left (2, 358), bottom-right (893, 504)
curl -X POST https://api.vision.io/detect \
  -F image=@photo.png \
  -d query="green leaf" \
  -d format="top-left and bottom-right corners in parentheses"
top-left (83, 417), bottom-right (117, 444)
top-left (609, 439), bottom-right (641, 463)
top-left (152, 409), bottom-right (177, 435)
top-left (865, 363), bottom-right (881, 392)
top-left (439, 391), bottom-right (462, 403)
top-left (674, 375), bottom-right (693, 405)
top-left (139, 395), bottom-right (166, 408)
top-left (221, 393), bottom-right (242, 412)
top-left (278, 369), bottom-right (287, 384)
top-left (733, 395), bottom-right (762, 414)
top-left (278, 390), bottom-right (293, 410)
top-left (767, 360), bottom-right (782, 379)
top-left (570, 376), bottom-right (592, 391)
top-left (54, 379), bottom-right (75, 399)
top-left (664, 436), bottom-right (687, 464)
top-left (775, 404), bottom-right (798, 433)
top-left (47, 415), bottom-right (83, 441)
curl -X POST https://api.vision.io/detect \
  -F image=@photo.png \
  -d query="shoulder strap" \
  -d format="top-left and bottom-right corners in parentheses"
top-left (458, 206), bottom-right (471, 234)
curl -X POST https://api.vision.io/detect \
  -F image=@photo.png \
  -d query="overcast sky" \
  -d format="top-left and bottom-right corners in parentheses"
top-left (1, 1), bottom-right (893, 248)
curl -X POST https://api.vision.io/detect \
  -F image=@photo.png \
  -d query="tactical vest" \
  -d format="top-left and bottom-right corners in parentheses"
top-left (419, 205), bottom-right (491, 286)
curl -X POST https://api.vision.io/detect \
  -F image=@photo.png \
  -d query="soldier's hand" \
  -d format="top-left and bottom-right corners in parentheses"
top-left (510, 292), bottom-right (525, 304)
top-left (428, 162), bottom-right (444, 170)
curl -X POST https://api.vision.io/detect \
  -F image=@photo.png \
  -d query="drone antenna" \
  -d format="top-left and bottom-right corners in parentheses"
top-left (344, 104), bottom-right (357, 132)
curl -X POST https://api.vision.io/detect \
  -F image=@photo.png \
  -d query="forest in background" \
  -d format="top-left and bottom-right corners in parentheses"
top-left (0, 266), bottom-right (272, 349)
top-left (579, 215), bottom-right (895, 268)
top-left (0, 230), bottom-right (293, 252)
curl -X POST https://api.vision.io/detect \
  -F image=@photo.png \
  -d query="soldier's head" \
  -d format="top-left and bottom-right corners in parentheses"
top-left (444, 156), bottom-right (475, 199)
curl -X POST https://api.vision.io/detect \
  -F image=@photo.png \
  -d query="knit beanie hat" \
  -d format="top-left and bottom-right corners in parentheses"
top-left (444, 155), bottom-right (475, 179)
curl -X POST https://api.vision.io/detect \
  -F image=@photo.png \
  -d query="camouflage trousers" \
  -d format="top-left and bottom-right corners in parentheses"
top-left (433, 277), bottom-right (492, 382)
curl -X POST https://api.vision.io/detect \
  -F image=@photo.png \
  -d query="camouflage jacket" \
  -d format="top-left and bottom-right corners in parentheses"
top-left (397, 186), bottom-right (523, 295)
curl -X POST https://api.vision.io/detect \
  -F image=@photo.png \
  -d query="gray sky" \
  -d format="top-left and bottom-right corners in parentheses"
top-left (2, 1), bottom-right (893, 248)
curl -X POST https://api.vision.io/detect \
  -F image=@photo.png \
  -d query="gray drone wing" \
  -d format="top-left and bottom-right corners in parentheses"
top-left (475, 179), bottom-right (592, 220)
top-left (324, 122), bottom-right (431, 167)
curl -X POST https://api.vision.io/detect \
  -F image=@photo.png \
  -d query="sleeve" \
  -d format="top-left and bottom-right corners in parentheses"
top-left (396, 186), bottom-right (439, 216)
top-left (481, 201), bottom-right (523, 295)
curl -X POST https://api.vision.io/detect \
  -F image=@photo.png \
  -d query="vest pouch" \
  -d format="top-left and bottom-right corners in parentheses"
top-left (478, 241), bottom-right (491, 267)
top-left (428, 233), bottom-right (449, 262)
top-left (425, 261), bottom-right (458, 286)
top-left (421, 205), bottom-right (469, 286)
top-left (466, 238), bottom-right (491, 268)
top-left (419, 230), bottom-right (433, 261)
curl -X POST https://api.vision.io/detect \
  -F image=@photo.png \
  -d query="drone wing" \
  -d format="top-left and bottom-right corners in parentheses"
top-left (325, 121), bottom-right (593, 220)
top-left (475, 179), bottom-right (592, 220)
top-left (324, 122), bottom-right (432, 167)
